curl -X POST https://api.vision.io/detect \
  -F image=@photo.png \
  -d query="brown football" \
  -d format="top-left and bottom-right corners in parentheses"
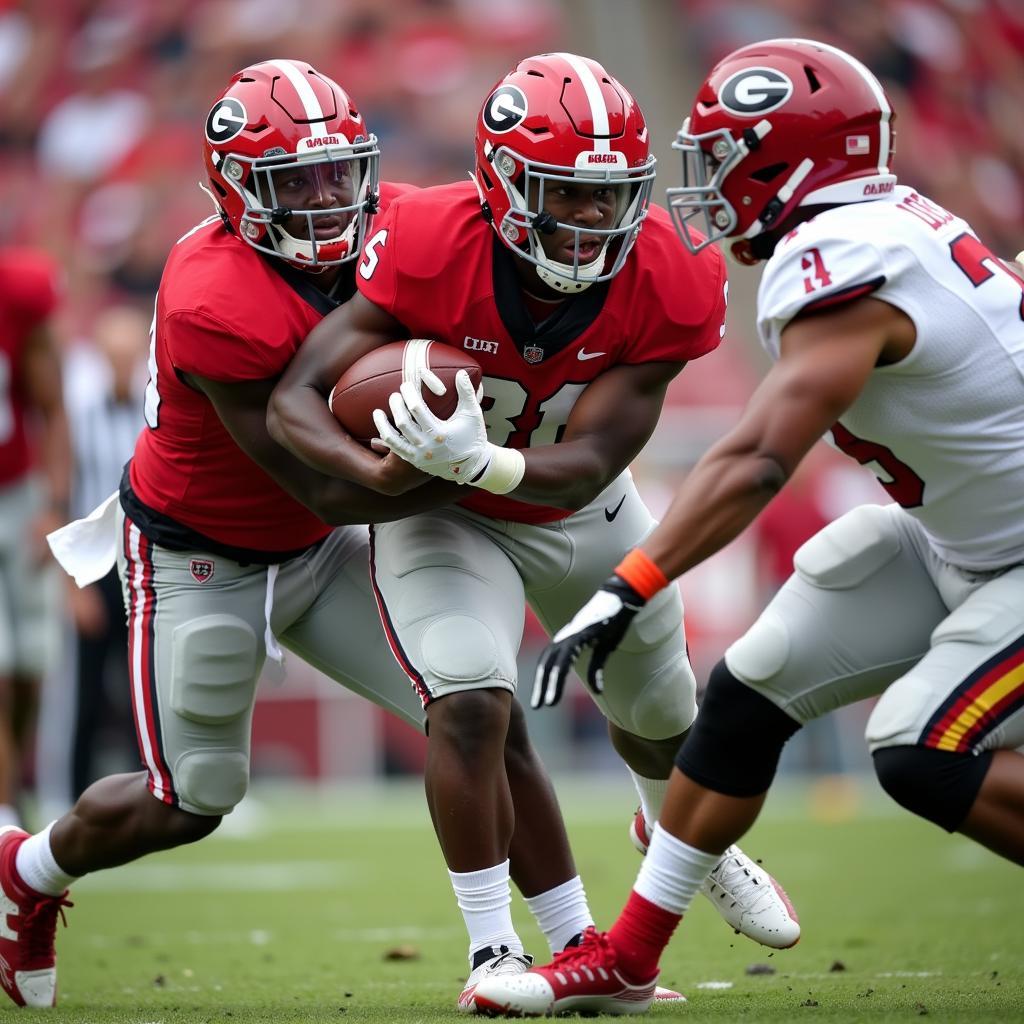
top-left (328, 339), bottom-right (482, 446)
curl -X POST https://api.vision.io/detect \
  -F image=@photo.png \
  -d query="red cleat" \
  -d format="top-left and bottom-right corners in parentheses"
top-left (0, 826), bottom-right (72, 1007)
top-left (473, 927), bottom-right (658, 1017)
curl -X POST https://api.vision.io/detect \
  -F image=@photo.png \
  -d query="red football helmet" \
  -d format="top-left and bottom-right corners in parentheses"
top-left (473, 53), bottom-right (656, 293)
top-left (202, 59), bottom-right (379, 268)
top-left (667, 38), bottom-right (897, 263)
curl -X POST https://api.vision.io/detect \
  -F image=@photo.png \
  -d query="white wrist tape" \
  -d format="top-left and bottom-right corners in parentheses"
top-left (470, 445), bottom-right (526, 495)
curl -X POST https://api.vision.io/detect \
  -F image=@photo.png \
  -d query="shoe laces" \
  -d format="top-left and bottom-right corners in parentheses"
top-left (485, 950), bottom-right (533, 978)
top-left (551, 927), bottom-right (617, 973)
top-left (709, 849), bottom-right (773, 911)
top-left (20, 894), bottom-right (72, 961)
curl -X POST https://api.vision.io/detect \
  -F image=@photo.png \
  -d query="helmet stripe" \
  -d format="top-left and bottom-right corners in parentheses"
top-left (266, 58), bottom-right (325, 132)
top-left (785, 38), bottom-right (892, 175)
top-left (552, 52), bottom-right (610, 153)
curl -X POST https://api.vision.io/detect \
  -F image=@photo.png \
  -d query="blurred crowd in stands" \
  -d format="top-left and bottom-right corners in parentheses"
top-left (1, 0), bottom-right (1022, 800)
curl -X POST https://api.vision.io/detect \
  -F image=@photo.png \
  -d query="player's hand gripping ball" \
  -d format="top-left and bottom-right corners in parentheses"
top-left (328, 339), bottom-right (482, 446)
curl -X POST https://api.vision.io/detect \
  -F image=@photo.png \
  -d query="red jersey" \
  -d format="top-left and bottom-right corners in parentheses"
top-left (128, 182), bottom-right (412, 560)
top-left (0, 249), bottom-right (59, 487)
top-left (357, 181), bottom-right (727, 523)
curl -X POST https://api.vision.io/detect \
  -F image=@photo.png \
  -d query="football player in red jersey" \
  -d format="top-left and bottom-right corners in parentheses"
top-left (0, 248), bottom-right (71, 831)
top-left (474, 39), bottom-right (1024, 1016)
top-left (269, 53), bottom-right (799, 1008)
top-left (0, 60), bottom-right (592, 1010)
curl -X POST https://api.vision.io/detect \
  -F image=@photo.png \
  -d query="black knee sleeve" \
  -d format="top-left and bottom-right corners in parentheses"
top-left (675, 660), bottom-right (803, 797)
top-left (872, 745), bottom-right (993, 832)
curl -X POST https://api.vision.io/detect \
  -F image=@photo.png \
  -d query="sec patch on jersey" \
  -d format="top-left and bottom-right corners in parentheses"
top-left (328, 339), bottom-right (482, 445)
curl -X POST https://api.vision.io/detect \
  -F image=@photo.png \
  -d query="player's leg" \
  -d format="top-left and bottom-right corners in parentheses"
top-left (0, 514), bottom-right (276, 1008)
top-left (866, 560), bottom-right (1024, 864)
top-left (522, 474), bottom-right (792, 950)
top-left (370, 512), bottom-right (589, 1009)
top-left (285, 524), bottom-right (587, 933)
top-left (473, 505), bottom-right (949, 1015)
top-left (523, 475), bottom-right (694, 822)
top-left (0, 479), bottom-right (61, 827)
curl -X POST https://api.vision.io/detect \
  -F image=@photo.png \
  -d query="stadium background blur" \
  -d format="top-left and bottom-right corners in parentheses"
top-left (5, 0), bottom-right (1023, 814)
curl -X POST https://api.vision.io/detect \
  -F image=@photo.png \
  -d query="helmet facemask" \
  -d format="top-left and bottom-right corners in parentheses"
top-left (486, 142), bottom-right (655, 294)
top-left (213, 136), bottom-right (380, 268)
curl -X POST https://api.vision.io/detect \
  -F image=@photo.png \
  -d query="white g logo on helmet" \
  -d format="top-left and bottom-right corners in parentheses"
top-left (719, 68), bottom-right (793, 116)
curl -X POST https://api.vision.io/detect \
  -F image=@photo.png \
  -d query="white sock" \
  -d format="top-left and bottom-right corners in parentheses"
top-left (0, 805), bottom-right (20, 829)
top-left (633, 823), bottom-right (720, 915)
top-left (448, 859), bottom-right (522, 964)
top-left (523, 875), bottom-right (594, 956)
top-left (628, 769), bottom-right (669, 831)
top-left (15, 822), bottom-right (78, 896)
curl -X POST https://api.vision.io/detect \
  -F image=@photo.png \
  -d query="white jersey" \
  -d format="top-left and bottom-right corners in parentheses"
top-left (757, 186), bottom-right (1024, 571)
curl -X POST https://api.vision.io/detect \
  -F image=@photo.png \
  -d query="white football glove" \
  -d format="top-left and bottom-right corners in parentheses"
top-left (373, 370), bottom-right (483, 480)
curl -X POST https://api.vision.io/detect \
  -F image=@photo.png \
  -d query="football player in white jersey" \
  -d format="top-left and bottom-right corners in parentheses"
top-left (471, 37), bottom-right (1024, 1017)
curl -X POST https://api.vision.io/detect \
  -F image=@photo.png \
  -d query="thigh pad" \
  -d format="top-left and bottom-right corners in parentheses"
top-left (168, 614), bottom-right (259, 814)
top-left (793, 504), bottom-right (902, 590)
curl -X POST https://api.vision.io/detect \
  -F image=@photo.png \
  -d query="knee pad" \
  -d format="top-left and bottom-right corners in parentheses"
top-left (421, 614), bottom-right (503, 689)
top-left (675, 660), bottom-right (802, 797)
top-left (872, 745), bottom-right (993, 832)
top-left (170, 614), bottom-right (259, 814)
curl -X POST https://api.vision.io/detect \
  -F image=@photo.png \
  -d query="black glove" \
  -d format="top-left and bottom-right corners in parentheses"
top-left (531, 574), bottom-right (646, 708)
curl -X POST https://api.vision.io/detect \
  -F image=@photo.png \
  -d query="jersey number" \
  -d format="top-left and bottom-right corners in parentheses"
top-left (359, 229), bottom-right (388, 281)
top-left (482, 377), bottom-right (586, 447)
top-left (830, 422), bottom-right (925, 508)
top-left (801, 247), bottom-right (832, 293)
top-left (949, 232), bottom-right (1024, 320)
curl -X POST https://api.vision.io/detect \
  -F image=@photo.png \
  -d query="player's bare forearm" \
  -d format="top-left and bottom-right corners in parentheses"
top-left (509, 439), bottom-right (626, 510)
top-left (269, 294), bottom-right (407, 489)
top-left (638, 322), bottom-right (887, 581)
top-left (641, 440), bottom-right (788, 579)
top-left (316, 475), bottom-right (461, 525)
top-left (510, 359), bottom-right (680, 510)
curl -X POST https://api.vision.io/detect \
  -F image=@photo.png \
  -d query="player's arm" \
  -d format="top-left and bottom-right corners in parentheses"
top-left (21, 322), bottom-right (72, 543)
top-left (532, 296), bottom-right (913, 706)
top-left (191, 373), bottom-right (459, 523)
top-left (266, 292), bottom-right (409, 491)
top-left (514, 359), bottom-right (684, 511)
top-left (641, 296), bottom-right (914, 579)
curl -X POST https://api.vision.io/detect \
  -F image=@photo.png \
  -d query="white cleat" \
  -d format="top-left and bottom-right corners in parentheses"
top-left (630, 809), bottom-right (800, 949)
top-left (701, 845), bottom-right (800, 949)
top-left (458, 945), bottom-right (534, 1014)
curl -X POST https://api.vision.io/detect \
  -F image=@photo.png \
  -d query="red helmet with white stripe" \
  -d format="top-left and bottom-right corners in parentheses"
top-left (473, 53), bottom-right (656, 293)
top-left (668, 38), bottom-right (896, 263)
top-left (202, 59), bottom-right (379, 268)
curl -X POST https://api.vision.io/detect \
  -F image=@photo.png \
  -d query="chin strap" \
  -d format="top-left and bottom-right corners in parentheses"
top-left (533, 238), bottom-right (611, 294)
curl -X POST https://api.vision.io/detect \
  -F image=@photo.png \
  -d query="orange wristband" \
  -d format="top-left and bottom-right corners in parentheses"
top-left (614, 548), bottom-right (669, 601)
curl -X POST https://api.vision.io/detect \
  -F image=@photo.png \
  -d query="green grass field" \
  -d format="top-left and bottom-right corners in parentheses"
top-left (48, 777), bottom-right (1022, 1023)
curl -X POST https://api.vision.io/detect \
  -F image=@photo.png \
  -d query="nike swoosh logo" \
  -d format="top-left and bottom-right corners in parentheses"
top-left (577, 349), bottom-right (605, 361)
top-left (604, 495), bottom-right (626, 522)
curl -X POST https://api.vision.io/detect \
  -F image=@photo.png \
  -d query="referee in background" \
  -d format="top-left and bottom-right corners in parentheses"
top-left (63, 304), bottom-right (148, 798)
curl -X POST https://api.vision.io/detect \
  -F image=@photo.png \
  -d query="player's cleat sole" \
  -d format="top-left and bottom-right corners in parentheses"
top-left (654, 984), bottom-right (687, 1001)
